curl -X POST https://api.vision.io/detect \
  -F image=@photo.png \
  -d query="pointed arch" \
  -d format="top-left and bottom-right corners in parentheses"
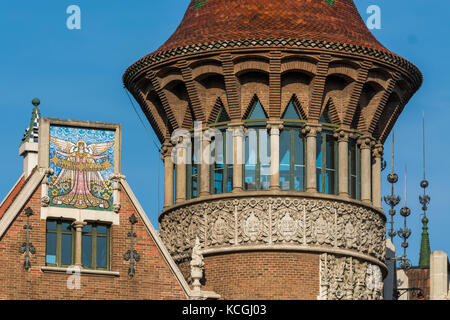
top-left (282, 96), bottom-right (305, 120)
top-left (208, 97), bottom-right (230, 124)
top-left (281, 94), bottom-right (307, 120)
top-left (320, 98), bottom-right (340, 124)
top-left (242, 95), bottom-right (268, 120)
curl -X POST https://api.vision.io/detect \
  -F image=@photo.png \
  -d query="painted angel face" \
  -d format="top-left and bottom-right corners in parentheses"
top-left (77, 140), bottom-right (87, 152)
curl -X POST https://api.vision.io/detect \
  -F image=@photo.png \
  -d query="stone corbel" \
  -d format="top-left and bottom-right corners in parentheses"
top-left (109, 173), bottom-right (126, 214)
top-left (41, 168), bottom-right (54, 207)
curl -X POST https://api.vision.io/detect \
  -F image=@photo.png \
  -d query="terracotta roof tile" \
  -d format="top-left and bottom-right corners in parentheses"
top-left (155, 0), bottom-right (388, 54)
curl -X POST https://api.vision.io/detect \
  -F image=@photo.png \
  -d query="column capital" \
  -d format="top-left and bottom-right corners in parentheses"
top-left (72, 221), bottom-right (87, 230)
top-left (333, 128), bottom-right (352, 142)
top-left (372, 144), bottom-right (384, 159)
top-left (357, 135), bottom-right (376, 150)
top-left (228, 123), bottom-right (246, 137)
top-left (266, 120), bottom-right (284, 134)
top-left (302, 123), bottom-right (322, 138)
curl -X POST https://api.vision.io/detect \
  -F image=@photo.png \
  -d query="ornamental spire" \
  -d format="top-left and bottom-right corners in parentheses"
top-left (21, 98), bottom-right (41, 145)
top-left (419, 112), bottom-right (431, 267)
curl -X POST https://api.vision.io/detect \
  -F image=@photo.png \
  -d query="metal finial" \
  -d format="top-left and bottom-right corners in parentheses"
top-left (32, 98), bottom-right (40, 107)
top-left (419, 112), bottom-right (431, 267)
top-left (384, 131), bottom-right (400, 240)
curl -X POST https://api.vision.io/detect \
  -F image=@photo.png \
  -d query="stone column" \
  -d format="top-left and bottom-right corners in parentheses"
top-left (229, 123), bottom-right (245, 193)
top-left (72, 221), bottom-right (86, 267)
top-left (161, 142), bottom-right (174, 209)
top-left (199, 133), bottom-right (211, 197)
top-left (430, 250), bottom-right (449, 300)
top-left (372, 144), bottom-right (384, 209)
top-left (358, 136), bottom-right (374, 204)
top-left (302, 124), bottom-right (322, 193)
top-left (396, 269), bottom-right (409, 300)
top-left (384, 239), bottom-right (397, 300)
top-left (175, 140), bottom-right (187, 204)
top-left (267, 121), bottom-right (283, 191)
top-left (334, 129), bottom-right (350, 197)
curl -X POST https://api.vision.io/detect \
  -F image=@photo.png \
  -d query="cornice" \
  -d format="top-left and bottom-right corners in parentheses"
top-left (123, 38), bottom-right (422, 91)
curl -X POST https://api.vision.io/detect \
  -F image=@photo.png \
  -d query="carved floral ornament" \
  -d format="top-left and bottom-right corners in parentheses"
top-left (318, 253), bottom-right (383, 300)
top-left (159, 196), bottom-right (386, 265)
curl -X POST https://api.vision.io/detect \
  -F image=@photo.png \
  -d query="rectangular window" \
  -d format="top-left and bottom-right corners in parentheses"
top-left (82, 222), bottom-right (111, 270)
top-left (316, 130), bottom-right (338, 195)
top-left (46, 219), bottom-right (74, 267)
top-left (280, 128), bottom-right (305, 191)
top-left (244, 128), bottom-right (270, 191)
top-left (348, 139), bottom-right (361, 200)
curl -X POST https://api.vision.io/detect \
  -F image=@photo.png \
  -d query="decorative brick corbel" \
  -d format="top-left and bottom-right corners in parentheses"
top-left (109, 173), bottom-right (126, 214)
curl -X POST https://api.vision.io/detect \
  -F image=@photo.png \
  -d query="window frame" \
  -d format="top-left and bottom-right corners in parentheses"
top-left (45, 219), bottom-right (75, 268)
top-left (243, 122), bottom-right (270, 191)
top-left (279, 123), bottom-right (306, 191)
top-left (81, 222), bottom-right (111, 271)
top-left (316, 126), bottom-right (339, 195)
top-left (348, 138), bottom-right (362, 200)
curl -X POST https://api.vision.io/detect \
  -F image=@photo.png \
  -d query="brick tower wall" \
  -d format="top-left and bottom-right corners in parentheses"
top-left (178, 251), bottom-right (320, 300)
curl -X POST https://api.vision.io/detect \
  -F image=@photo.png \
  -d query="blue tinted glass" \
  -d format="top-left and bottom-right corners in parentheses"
top-left (97, 237), bottom-right (107, 269)
top-left (83, 224), bottom-right (92, 233)
top-left (97, 225), bottom-right (107, 235)
top-left (46, 220), bottom-right (57, 231)
top-left (46, 232), bottom-right (57, 264)
top-left (248, 101), bottom-right (267, 120)
top-left (245, 165), bottom-right (256, 190)
top-left (227, 165), bottom-right (233, 192)
top-left (62, 222), bottom-right (71, 231)
top-left (61, 233), bottom-right (72, 265)
top-left (283, 101), bottom-right (301, 120)
top-left (82, 235), bottom-right (92, 267)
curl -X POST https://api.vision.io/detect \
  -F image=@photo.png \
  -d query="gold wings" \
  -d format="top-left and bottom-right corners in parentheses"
top-left (87, 141), bottom-right (114, 156)
top-left (50, 136), bottom-right (76, 153)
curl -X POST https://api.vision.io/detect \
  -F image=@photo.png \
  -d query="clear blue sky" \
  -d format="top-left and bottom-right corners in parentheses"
top-left (0, 1), bottom-right (448, 266)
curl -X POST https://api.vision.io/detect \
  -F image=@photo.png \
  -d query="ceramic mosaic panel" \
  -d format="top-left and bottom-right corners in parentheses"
top-left (48, 125), bottom-right (115, 211)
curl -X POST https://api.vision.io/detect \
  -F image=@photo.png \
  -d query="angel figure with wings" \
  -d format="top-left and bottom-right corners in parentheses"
top-left (49, 136), bottom-right (114, 210)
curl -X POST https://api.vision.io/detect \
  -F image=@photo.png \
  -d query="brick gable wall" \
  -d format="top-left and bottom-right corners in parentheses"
top-left (0, 184), bottom-right (187, 300)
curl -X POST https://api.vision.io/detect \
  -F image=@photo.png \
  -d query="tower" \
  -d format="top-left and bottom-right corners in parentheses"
top-left (123, 0), bottom-right (422, 300)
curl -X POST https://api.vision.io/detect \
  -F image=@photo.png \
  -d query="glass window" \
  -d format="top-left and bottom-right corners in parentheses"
top-left (187, 138), bottom-right (200, 200)
top-left (349, 139), bottom-right (361, 200)
top-left (316, 130), bottom-right (338, 195)
top-left (82, 222), bottom-right (110, 270)
top-left (280, 128), bottom-right (305, 191)
top-left (46, 219), bottom-right (74, 267)
top-left (211, 129), bottom-right (233, 195)
top-left (244, 128), bottom-right (270, 191)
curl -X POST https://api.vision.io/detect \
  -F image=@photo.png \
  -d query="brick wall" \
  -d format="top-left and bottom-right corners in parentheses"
top-left (179, 251), bottom-right (320, 300)
top-left (0, 184), bottom-right (187, 300)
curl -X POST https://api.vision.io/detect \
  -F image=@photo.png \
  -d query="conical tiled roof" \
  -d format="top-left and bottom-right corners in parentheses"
top-left (156, 0), bottom-right (388, 54)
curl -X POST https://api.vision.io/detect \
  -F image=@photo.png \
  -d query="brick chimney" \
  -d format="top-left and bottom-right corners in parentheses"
top-left (19, 98), bottom-right (40, 178)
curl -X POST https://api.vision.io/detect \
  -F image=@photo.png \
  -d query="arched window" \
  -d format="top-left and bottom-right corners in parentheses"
top-left (316, 110), bottom-right (338, 195)
top-left (244, 98), bottom-right (270, 191)
top-left (280, 100), bottom-right (305, 191)
top-left (348, 138), bottom-right (361, 200)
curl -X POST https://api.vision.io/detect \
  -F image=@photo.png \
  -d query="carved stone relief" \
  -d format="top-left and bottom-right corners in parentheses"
top-left (318, 253), bottom-right (383, 300)
top-left (159, 196), bottom-right (386, 263)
